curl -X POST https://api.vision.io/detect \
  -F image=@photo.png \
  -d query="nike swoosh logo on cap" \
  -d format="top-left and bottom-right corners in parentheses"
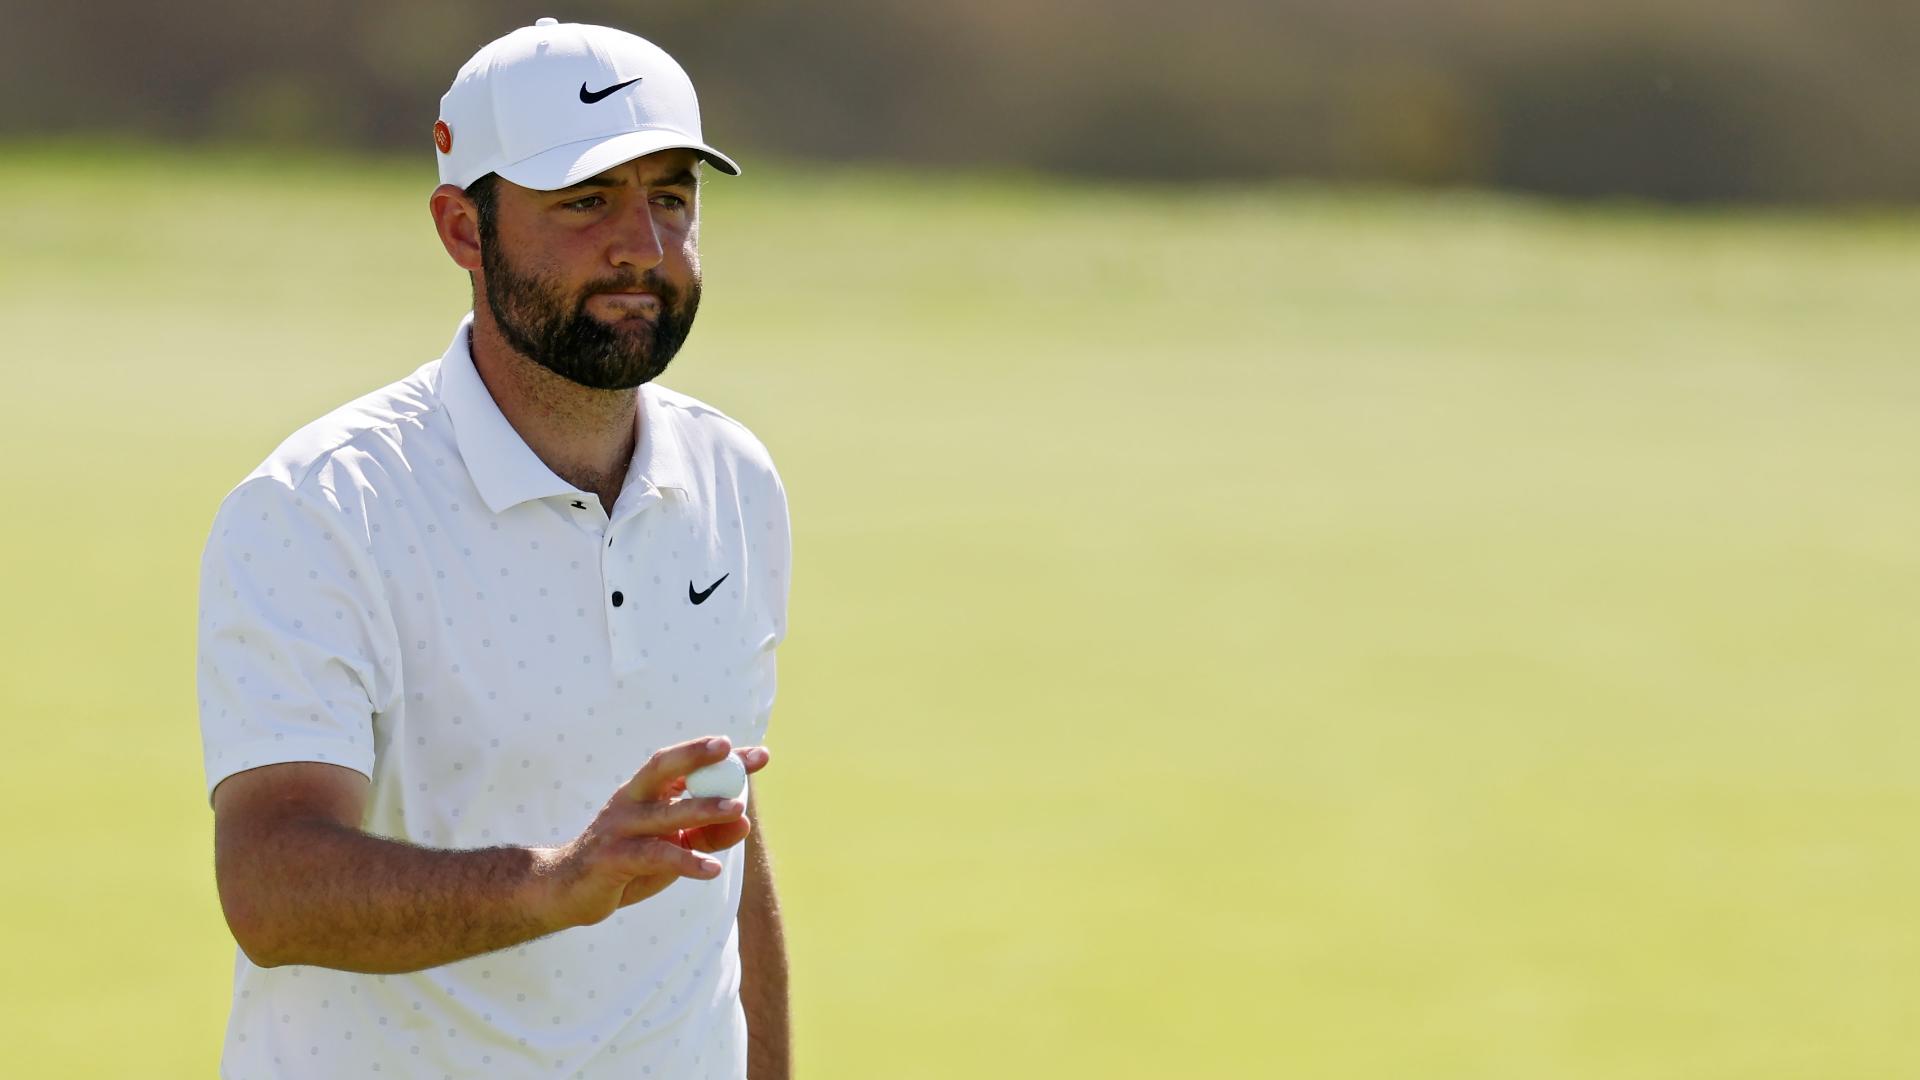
top-left (579, 77), bottom-right (642, 104)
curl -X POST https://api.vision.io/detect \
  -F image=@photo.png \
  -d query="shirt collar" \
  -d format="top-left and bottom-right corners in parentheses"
top-left (437, 313), bottom-right (693, 514)
top-left (630, 379), bottom-right (693, 498)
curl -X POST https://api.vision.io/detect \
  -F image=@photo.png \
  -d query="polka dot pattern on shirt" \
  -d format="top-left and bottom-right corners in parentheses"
top-left (196, 316), bottom-right (787, 1079)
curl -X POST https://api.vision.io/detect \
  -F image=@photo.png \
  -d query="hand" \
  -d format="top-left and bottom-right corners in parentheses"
top-left (533, 736), bottom-right (772, 930)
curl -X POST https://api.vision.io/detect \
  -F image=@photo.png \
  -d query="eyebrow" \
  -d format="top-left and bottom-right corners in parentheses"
top-left (556, 168), bottom-right (701, 193)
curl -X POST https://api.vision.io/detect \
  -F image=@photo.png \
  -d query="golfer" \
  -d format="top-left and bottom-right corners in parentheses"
top-left (195, 19), bottom-right (790, 1078)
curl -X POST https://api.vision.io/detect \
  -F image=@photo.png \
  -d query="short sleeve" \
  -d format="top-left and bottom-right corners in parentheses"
top-left (761, 457), bottom-right (793, 650)
top-left (197, 474), bottom-right (398, 801)
top-left (744, 456), bottom-right (791, 748)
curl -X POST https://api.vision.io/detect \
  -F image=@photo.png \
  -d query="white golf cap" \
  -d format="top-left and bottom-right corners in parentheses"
top-left (434, 17), bottom-right (739, 191)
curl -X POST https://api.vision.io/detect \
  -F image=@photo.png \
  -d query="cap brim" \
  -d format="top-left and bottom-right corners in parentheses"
top-left (496, 128), bottom-right (741, 189)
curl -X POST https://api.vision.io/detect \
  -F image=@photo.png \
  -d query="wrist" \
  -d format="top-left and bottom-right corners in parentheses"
top-left (522, 844), bottom-right (576, 934)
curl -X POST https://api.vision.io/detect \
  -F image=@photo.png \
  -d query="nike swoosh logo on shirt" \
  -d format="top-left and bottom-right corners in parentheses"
top-left (689, 574), bottom-right (729, 605)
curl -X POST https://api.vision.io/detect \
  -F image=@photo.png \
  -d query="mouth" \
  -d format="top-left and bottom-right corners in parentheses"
top-left (588, 290), bottom-right (662, 320)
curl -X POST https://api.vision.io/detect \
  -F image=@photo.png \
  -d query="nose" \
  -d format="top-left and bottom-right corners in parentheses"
top-left (607, 200), bottom-right (666, 272)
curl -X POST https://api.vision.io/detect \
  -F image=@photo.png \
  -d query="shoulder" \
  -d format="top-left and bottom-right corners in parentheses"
top-left (224, 361), bottom-right (448, 516)
top-left (650, 383), bottom-right (785, 493)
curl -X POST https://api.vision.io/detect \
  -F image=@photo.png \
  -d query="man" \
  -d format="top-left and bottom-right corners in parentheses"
top-left (196, 19), bottom-right (790, 1078)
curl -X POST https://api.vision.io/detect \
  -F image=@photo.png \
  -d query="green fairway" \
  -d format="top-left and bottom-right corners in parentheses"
top-left (2, 142), bottom-right (1916, 1077)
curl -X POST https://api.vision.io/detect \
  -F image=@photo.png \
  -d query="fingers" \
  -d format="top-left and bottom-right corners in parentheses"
top-left (621, 738), bottom-right (772, 802)
top-left (610, 836), bottom-right (724, 881)
top-left (682, 815), bottom-right (751, 853)
top-left (623, 736), bottom-right (734, 801)
top-left (737, 746), bottom-right (771, 775)
top-left (607, 795), bottom-right (745, 838)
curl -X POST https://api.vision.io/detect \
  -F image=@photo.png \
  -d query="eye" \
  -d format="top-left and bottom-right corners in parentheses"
top-left (559, 194), bottom-right (606, 211)
top-left (653, 193), bottom-right (689, 210)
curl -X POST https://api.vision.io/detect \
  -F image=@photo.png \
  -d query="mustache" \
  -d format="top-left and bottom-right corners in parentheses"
top-left (578, 271), bottom-right (678, 301)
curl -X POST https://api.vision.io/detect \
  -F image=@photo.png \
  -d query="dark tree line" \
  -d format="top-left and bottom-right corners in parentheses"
top-left (5, 0), bottom-right (1916, 202)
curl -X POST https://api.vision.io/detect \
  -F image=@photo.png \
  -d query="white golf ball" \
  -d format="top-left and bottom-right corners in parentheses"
top-left (684, 754), bottom-right (748, 800)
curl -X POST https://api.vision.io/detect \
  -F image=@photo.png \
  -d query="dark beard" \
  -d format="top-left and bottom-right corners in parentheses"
top-left (480, 238), bottom-right (701, 391)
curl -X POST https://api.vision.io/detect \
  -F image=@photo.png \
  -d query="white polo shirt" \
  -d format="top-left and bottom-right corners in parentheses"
top-left (196, 314), bottom-right (790, 1079)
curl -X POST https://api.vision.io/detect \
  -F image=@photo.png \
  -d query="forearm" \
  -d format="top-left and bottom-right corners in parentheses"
top-left (218, 816), bottom-right (558, 974)
top-left (738, 810), bottom-right (791, 1078)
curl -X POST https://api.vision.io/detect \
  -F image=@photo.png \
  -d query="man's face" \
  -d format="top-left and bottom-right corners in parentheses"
top-left (476, 150), bottom-right (704, 390)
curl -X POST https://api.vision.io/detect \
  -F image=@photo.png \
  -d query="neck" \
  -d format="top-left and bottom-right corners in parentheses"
top-left (467, 305), bottom-right (638, 512)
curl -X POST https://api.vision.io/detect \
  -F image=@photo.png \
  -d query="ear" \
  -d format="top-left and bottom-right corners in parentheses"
top-left (429, 183), bottom-right (484, 272)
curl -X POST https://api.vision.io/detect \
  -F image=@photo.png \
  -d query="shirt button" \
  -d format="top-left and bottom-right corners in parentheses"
top-left (611, 591), bottom-right (624, 607)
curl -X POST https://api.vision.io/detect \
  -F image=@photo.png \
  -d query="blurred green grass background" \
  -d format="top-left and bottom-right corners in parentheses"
top-left (1, 143), bottom-right (1916, 1077)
